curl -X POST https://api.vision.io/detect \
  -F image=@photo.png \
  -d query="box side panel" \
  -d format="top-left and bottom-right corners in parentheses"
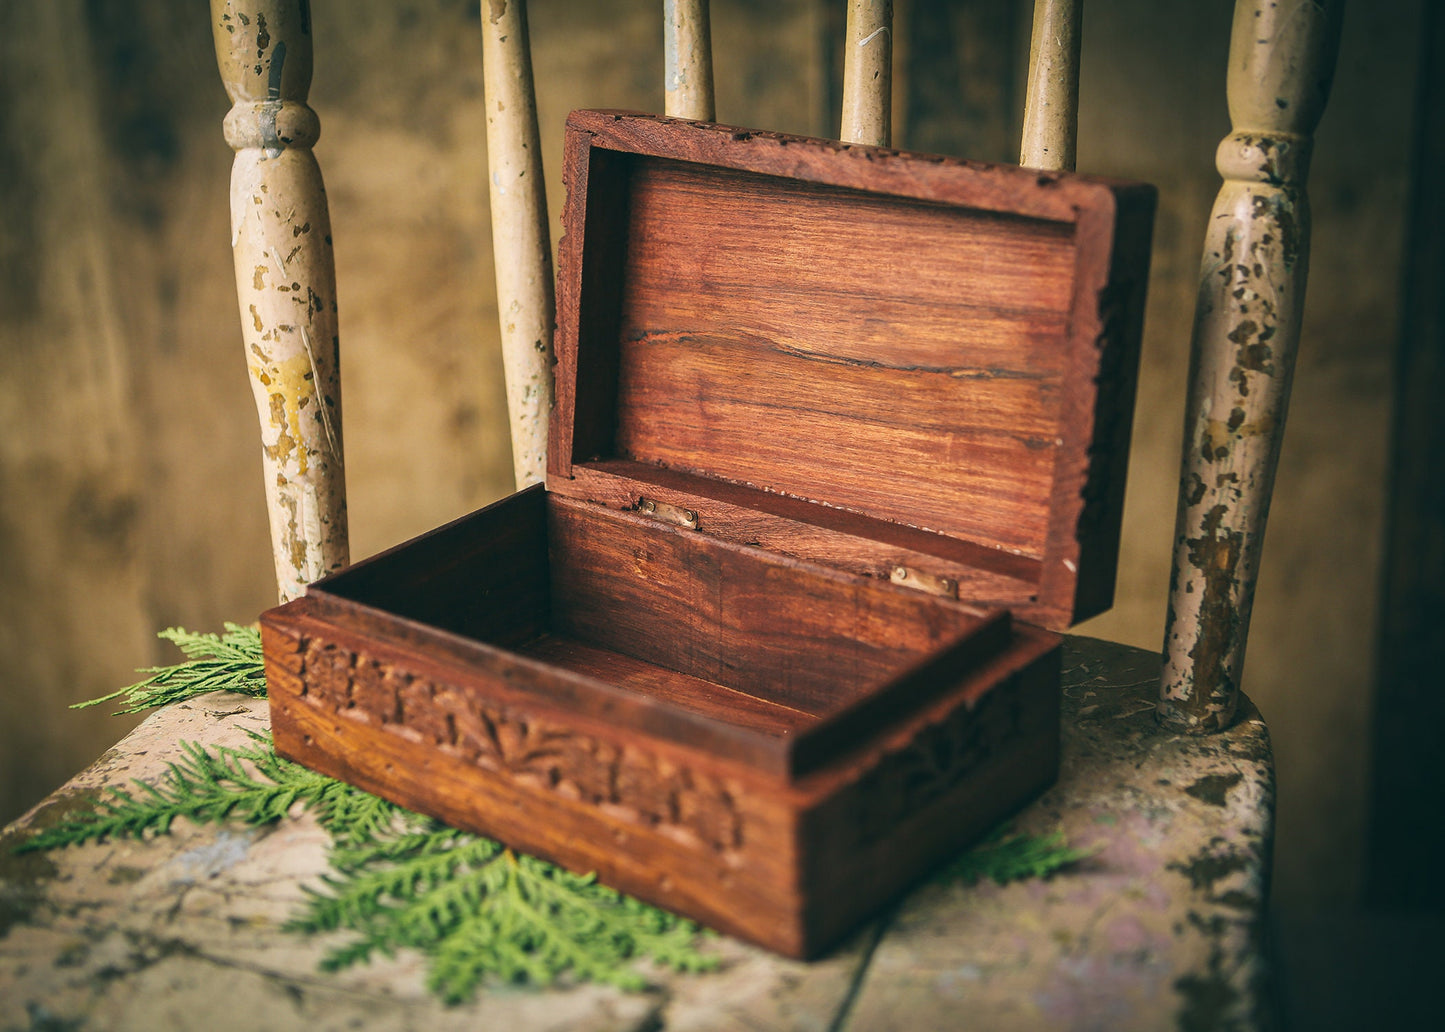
top-left (261, 601), bottom-right (1064, 960)
top-left (546, 495), bottom-right (999, 718)
top-left (1070, 186), bottom-right (1158, 621)
top-left (793, 628), bottom-right (1062, 956)
top-left (567, 459), bottom-right (1043, 606)
top-left (311, 485), bottom-right (550, 647)
top-left (261, 606), bottom-right (812, 956)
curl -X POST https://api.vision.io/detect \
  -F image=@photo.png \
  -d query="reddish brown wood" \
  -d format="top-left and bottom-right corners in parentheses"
top-left (520, 634), bottom-right (816, 739)
top-left (551, 111), bottom-right (1154, 628)
top-left (547, 496), bottom-right (1004, 715)
top-left (568, 459), bottom-right (1043, 602)
top-left (264, 596), bottom-right (1059, 958)
top-left (263, 113), bottom-right (1153, 959)
top-left (301, 489), bottom-right (1010, 777)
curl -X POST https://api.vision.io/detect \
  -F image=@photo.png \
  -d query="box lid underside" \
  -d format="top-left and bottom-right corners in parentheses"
top-left (549, 112), bottom-right (1155, 630)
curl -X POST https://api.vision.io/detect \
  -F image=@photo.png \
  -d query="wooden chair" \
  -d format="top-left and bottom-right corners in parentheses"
top-left (210, 0), bottom-right (1341, 731)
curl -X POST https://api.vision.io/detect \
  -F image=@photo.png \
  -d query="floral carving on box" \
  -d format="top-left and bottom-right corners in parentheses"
top-left (291, 637), bottom-right (745, 856)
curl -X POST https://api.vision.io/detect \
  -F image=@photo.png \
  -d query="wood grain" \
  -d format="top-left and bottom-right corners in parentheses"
top-left (611, 162), bottom-right (1073, 560)
top-left (314, 482), bottom-right (550, 648)
top-left (303, 488), bottom-right (1012, 775)
top-left (566, 459), bottom-right (1044, 608)
top-left (520, 633), bottom-right (815, 740)
top-left (547, 495), bottom-right (1003, 718)
top-left (552, 112), bottom-right (1156, 628)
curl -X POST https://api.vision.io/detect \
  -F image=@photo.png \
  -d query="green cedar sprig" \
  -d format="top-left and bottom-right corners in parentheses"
top-left (15, 725), bottom-right (715, 997)
top-left (72, 624), bottom-right (266, 714)
top-left (15, 731), bottom-right (355, 852)
top-left (288, 826), bottom-right (714, 999)
top-left (939, 824), bottom-right (1095, 886)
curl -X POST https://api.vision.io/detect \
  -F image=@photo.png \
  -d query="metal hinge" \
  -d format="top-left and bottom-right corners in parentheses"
top-left (890, 565), bottom-right (958, 598)
top-left (637, 497), bottom-right (699, 530)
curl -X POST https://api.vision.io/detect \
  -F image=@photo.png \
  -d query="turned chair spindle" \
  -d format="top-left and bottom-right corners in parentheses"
top-left (482, 0), bottom-right (555, 489)
top-left (211, 0), bottom-right (348, 603)
top-left (1159, 0), bottom-right (1344, 731)
top-left (664, 0), bottom-right (716, 121)
top-left (841, 0), bottom-right (893, 147)
top-left (1019, 0), bottom-right (1082, 172)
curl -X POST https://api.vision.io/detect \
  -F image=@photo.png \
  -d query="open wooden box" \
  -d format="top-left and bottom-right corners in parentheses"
top-left (261, 111), bottom-right (1155, 959)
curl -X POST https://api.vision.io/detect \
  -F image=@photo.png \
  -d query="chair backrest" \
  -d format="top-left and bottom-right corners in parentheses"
top-left (211, 0), bottom-right (1342, 734)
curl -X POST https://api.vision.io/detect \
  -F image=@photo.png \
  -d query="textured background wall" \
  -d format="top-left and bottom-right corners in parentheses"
top-left (0, 0), bottom-right (1423, 979)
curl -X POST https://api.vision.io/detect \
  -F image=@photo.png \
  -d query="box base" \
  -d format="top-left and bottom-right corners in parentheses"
top-left (263, 598), bottom-right (1060, 958)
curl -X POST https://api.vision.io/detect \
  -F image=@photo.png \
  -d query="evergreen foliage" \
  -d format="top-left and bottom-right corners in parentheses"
top-left (17, 731), bottom-right (359, 852)
top-left (22, 624), bottom-right (1091, 1003)
top-left (939, 823), bottom-right (1094, 886)
top-left (290, 824), bottom-right (714, 999)
top-left (16, 729), bottom-right (715, 998)
top-left (72, 624), bottom-right (266, 714)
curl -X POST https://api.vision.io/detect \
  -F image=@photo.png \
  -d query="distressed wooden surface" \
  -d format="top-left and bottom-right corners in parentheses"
top-left (213, 0), bottom-right (349, 601)
top-left (0, 637), bottom-right (1274, 1031)
top-left (840, 0), bottom-right (892, 145)
top-left (664, 0), bottom-right (715, 121)
top-left (483, 0), bottom-right (555, 488)
top-left (1159, 0), bottom-right (1344, 732)
top-left (1019, 0), bottom-right (1081, 171)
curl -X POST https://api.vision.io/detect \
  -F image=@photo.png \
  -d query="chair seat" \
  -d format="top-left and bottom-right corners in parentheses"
top-left (0, 635), bottom-right (1274, 1031)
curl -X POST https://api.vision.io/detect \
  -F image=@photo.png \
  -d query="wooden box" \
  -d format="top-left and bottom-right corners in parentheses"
top-left (261, 111), bottom-right (1155, 959)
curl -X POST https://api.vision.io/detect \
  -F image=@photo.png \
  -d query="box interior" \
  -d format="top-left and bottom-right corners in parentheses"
top-left (312, 487), bottom-right (1007, 771)
top-left (554, 149), bottom-right (1093, 616)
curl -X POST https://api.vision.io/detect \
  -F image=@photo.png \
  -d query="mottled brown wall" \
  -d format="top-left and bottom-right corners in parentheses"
top-left (0, 0), bottom-right (1420, 928)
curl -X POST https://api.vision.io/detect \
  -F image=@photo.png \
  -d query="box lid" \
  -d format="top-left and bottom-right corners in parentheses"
top-left (549, 111), bottom-right (1155, 630)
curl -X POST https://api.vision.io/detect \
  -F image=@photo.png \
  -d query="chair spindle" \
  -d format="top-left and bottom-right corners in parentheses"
top-left (211, 0), bottom-right (348, 602)
top-left (482, 0), bottom-right (555, 489)
top-left (1019, 0), bottom-right (1082, 171)
top-left (841, 0), bottom-right (892, 146)
top-left (664, 0), bottom-right (716, 121)
top-left (1159, 0), bottom-right (1344, 732)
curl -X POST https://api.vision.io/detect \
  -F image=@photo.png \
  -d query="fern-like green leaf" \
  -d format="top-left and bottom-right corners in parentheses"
top-left (73, 623), bottom-right (266, 714)
top-left (288, 825), bottom-right (715, 1001)
top-left (939, 824), bottom-right (1094, 886)
top-left (15, 735), bottom-right (341, 853)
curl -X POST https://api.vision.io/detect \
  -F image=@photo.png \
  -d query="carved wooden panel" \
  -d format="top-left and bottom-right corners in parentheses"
top-left (285, 632), bottom-right (745, 857)
top-left (853, 663), bottom-right (1027, 847)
